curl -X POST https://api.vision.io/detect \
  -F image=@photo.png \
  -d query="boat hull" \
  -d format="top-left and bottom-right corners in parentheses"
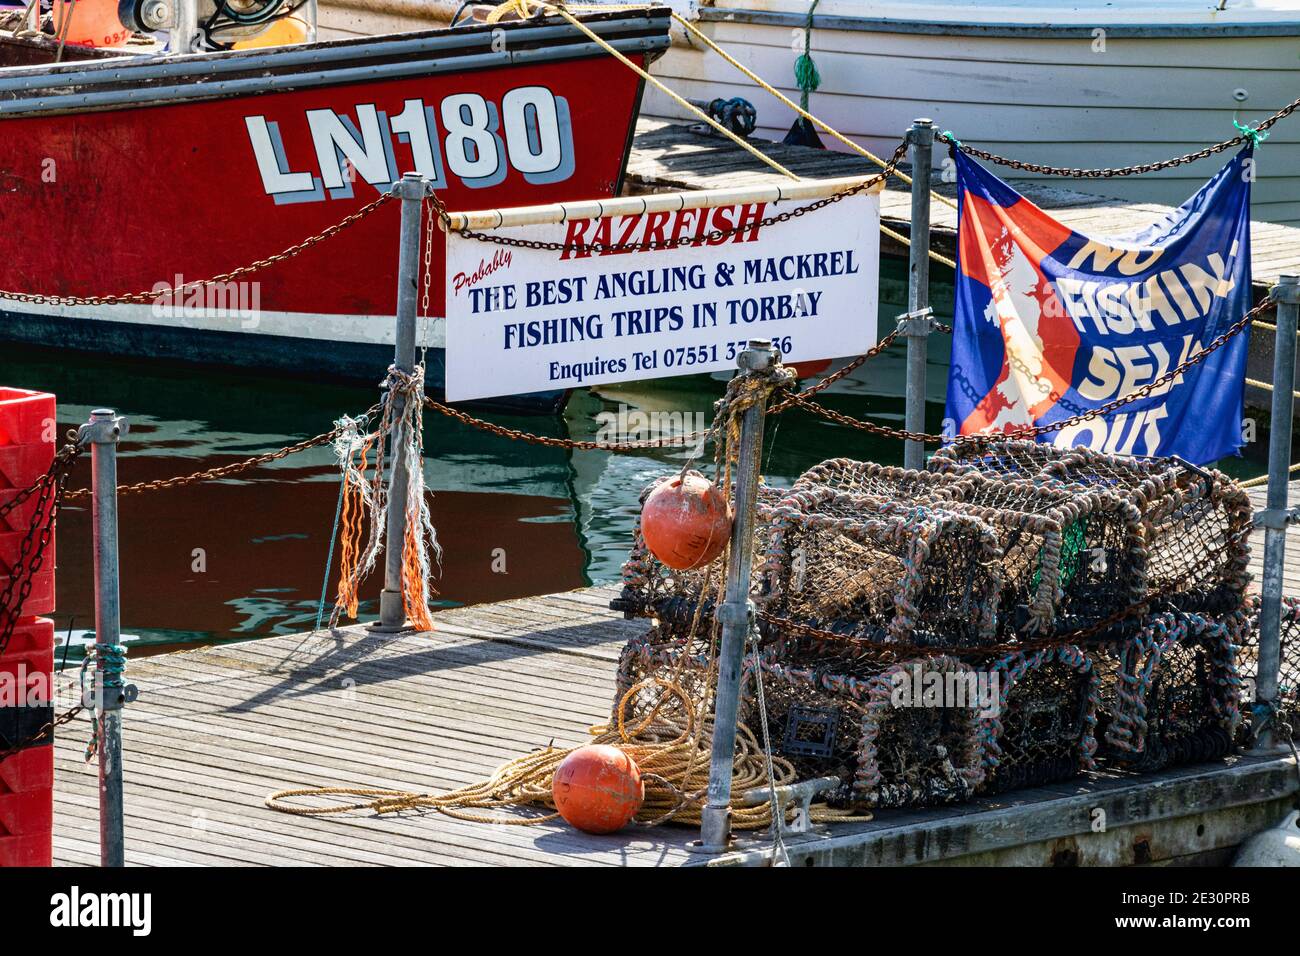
top-left (0, 11), bottom-right (671, 412)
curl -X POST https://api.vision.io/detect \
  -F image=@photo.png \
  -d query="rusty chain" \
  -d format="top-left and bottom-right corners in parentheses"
top-left (0, 698), bottom-right (86, 765)
top-left (60, 403), bottom-right (382, 502)
top-left (940, 94), bottom-right (1300, 178)
top-left (0, 193), bottom-right (393, 306)
top-left (440, 142), bottom-right (909, 253)
top-left (424, 396), bottom-right (714, 450)
top-left (792, 297), bottom-right (1274, 446)
top-left (0, 439), bottom-right (82, 659)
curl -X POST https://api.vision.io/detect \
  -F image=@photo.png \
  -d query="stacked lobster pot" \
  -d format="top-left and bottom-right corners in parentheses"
top-left (927, 439), bottom-right (1252, 773)
top-left (1232, 595), bottom-right (1300, 746)
top-left (611, 439), bottom-right (1253, 811)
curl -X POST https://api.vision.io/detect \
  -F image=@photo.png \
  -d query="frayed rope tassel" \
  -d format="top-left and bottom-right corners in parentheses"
top-left (330, 364), bottom-right (441, 631)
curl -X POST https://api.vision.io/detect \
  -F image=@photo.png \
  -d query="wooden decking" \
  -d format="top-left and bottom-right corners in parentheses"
top-left (626, 119), bottom-right (1300, 293)
top-left (46, 477), bottom-right (1300, 867)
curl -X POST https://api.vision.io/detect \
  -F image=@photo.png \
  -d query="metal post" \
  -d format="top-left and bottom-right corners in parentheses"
top-left (1256, 274), bottom-right (1300, 750)
top-left (170, 0), bottom-right (199, 53)
top-left (375, 172), bottom-right (428, 632)
top-left (85, 409), bottom-right (129, 867)
top-left (700, 340), bottom-right (777, 851)
top-left (903, 117), bottom-right (935, 471)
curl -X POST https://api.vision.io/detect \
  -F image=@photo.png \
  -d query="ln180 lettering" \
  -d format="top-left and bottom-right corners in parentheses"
top-left (245, 87), bottom-right (574, 204)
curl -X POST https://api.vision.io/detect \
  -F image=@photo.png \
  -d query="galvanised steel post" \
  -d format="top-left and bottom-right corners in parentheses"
top-left (701, 339), bottom-right (776, 851)
top-left (1256, 274), bottom-right (1300, 750)
top-left (376, 173), bottom-right (428, 632)
top-left (903, 118), bottom-right (935, 471)
top-left (85, 409), bottom-right (129, 867)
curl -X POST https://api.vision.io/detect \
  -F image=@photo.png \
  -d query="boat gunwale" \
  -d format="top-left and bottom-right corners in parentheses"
top-left (697, 8), bottom-right (1300, 38)
top-left (0, 8), bottom-right (671, 114)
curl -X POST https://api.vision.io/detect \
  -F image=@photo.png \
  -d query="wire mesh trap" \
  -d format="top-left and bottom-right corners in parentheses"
top-left (1233, 595), bottom-right (1300, 744)
top-left (784, 458), bottom-right (1151, 637)
top-left (1104, 610), bottom-right (1245, 771)
top-left (613, 622), bottom-right (716, 734)
top-left (762, 481), bottom-right (1003, 646)
top-left (927, 439), bottom-right (1254, 617)
top-left (749, 640), bottom-right (986, 808)
top-left (613, 477), bottom-right (783, 630)
top-left (977, 645), bottom-right (1102, 794)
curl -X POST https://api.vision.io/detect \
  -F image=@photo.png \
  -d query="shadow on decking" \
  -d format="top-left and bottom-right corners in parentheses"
top-left (130, 618), bottom-right (631, 719)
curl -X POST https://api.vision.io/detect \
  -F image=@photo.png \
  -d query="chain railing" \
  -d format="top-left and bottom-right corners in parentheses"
top-left (791, 297), bottom-right (1274, 446)
top-left (939, 94), bottom-right (1300, 179)
top-left (436, 142), bottom-right (909, 255)
top-left (0, 193), bottom-right (392, 306)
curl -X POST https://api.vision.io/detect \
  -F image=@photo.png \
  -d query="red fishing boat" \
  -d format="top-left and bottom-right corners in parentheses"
top-left (0, 2), bottom-right (671, 412)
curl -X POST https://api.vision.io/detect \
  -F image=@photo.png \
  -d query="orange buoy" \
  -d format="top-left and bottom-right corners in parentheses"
top-left (552, 745), bottom-right (643, 834)
top-left (52, 0), bottom-right (133, 48)
top-left (639, 471), bottom-right (732, 571)
top-left (233, 17), bottom-right (310, 49)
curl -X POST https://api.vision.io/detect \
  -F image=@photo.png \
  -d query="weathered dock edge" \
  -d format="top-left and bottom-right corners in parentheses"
top-left (711, 756), bottom-right (1298, 867)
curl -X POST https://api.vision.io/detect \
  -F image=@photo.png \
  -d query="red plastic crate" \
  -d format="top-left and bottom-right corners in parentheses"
top-left (0, 745), bottom-right (53, 794)
top-left (0, 786), bottom-right (52, 836)
top-left (1, 617), bottom-right (53, 657)
top-left (0, 388), bottom-right (55, 449)
top-left (0, 535), bottom-right (55, 618)
top-left (0, 831), bottom-right (51, 867)
top-left (0, 644), bottom-right (53, 707)
top-left (0, 443), bottom-right (57, 534)
top-left (0, 441), bottom-right (54, 490)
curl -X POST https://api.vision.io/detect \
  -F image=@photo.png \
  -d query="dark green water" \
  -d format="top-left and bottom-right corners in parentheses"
top-left (0, 258), bottom-right (1266, 660)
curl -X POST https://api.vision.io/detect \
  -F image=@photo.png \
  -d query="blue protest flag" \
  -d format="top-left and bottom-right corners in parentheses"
top-left (944, 148), bottom-right (1253, 465)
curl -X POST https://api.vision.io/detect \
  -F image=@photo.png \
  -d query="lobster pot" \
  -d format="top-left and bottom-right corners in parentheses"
top-left (978, 646), bottom-right (1102, 794)
top-left (928, 439), bottom-right (1253, 614)
top-left (751, 643), bottom-right (985, 809)
top-left (611, 625), bottom-right (715, 735)
top-left (938, 473), bottom-right (1147, 635)
top-left (1235, 595), bottom-right (1300, 742)
top-left (613, 478), bottom-right (782, 629)
top-left (1104, 610), bottom-right (1245, 771)
top-left (1278, 598), bottom-right (1300, 739)
top-left (788, 459), bottom-right (1149, 636)
top-left (792, 458), bottom-right (956, 502)
top-left (764, 484), bottom-right (1003, 646)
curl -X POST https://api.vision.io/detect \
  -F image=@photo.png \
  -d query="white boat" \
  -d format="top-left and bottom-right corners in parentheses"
top-left (642, 0), bottom-right (1300, 224)
top-left (314, 0), bottom-right (1300, 223)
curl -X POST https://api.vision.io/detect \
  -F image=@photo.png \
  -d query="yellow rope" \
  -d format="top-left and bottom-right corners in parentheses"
top-left (883, 223), bottom-right (957, 269)
top-left (1246, 376), bottom-right (1300, 400)
top-left (488, 0), bottom-right (799, 181)
top-left (1239, 460), bottom-right (1300, 489)
top-left (668, 13), bottom-right (959, 211)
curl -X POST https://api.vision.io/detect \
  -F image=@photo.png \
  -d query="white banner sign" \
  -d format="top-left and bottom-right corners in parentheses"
top-left (444, 190), bottom-right (880, 401)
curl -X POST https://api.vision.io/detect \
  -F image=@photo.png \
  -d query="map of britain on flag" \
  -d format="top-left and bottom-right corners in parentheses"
top-left (944, 147), bottom-right (1254, 465)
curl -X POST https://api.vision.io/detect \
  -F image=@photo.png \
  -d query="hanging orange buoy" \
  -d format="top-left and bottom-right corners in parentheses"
top-left (639, 471), bottom-right (732, 571)
top-left (552, 745), bottom-right (643, 834)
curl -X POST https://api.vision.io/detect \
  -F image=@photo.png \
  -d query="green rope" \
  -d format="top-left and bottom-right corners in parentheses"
top-left (794, 0), bottom-right (820, 113)
top-left (1234, 118), bottom-right (1269, 148)
top-left (940, 130), bottom-right (962, 148)
top-left (1031, 517), bottom-right (1089, 591)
